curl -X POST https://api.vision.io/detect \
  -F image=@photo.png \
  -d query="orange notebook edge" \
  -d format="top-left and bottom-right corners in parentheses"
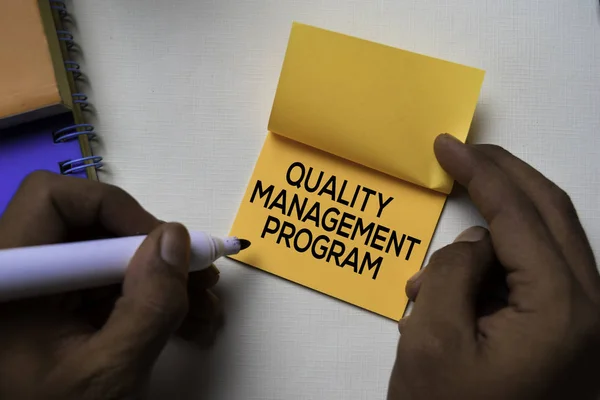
top-left (0, 0), bottom-right (72, 127)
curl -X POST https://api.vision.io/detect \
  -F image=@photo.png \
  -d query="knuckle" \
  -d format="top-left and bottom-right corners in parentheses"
top-left (414, 332), bottom-right (445, 358)
top-left (141, 288), bottom-right (189, 326)
top-left (18, 170), bottom-right (56, 195)
top-left (99, 182), bottom-right (128, 200)
top-left (548, 183), bottom-right (577, 216)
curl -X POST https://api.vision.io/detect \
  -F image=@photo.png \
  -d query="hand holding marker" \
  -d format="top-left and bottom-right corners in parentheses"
top-left (0, 231), bottom-right (251, 301)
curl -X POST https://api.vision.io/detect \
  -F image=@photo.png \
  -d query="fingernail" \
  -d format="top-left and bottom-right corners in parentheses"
top-left (209, 264), bottom-right (220, 276)
top-left (398, 317), bottom-right (408, 334)
top-left (440, 133), bottom-right (461, 143)
top-left (408, 268), bottom-right (424, 283)
top-left (436, 133), bottom-right (465, 151)
top-left (160, 223), bottom-right (191, 266)
top-left (406, 268), bottom-right (424, 300)
top-left (454, 226), bottom-right (487, 243)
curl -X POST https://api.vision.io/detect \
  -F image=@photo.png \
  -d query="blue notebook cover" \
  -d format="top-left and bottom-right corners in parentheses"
top-left (0, 113), bottom-right (97, 215)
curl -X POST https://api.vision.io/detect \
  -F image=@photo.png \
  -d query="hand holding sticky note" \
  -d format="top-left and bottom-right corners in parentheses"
top-left (230, 23), bottom-right (485, 320)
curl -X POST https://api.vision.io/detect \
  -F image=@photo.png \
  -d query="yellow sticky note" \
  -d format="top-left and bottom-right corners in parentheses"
top-left (270, 23), bottom-right (485, 194)
top-left (229, 23), bottom-right (484, 320)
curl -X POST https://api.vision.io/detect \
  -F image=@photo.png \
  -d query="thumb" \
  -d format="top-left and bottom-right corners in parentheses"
top-left (91, 222), bottom-right (191, 366)
top-left (408, 227), bottom-right (495, 336)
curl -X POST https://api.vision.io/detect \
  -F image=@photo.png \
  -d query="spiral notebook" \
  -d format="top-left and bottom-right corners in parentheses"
top-left (0, 0), bottom-right (101, 214)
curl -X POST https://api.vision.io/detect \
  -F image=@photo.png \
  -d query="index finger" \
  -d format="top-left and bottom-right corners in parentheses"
top-left (0, 171), bottom-right (160, 249)
top-left (434, 135), bottom-right (572, 306)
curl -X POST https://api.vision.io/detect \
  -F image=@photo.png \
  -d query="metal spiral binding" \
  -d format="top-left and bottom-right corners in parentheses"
top-left (56, 30), bottom-right (74, 49)
top-left (53, 124), bottom-right (96, 143)
top-left (72, 93), bottom-right (89, 110)
top-left (52, 0), bottom-right (103, 177)
top-left (64, 61), bottom-right (82, 79)
top-left (60, 156), bottom-right (104, 175)
top-left (50, 1), bottom-right (68, 18)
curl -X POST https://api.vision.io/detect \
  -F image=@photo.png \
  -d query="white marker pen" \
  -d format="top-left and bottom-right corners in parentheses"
top-left (0, 232), bottom-right (251, 302)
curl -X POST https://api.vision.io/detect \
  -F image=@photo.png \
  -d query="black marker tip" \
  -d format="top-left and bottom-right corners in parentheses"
top-left (239, 239), bottom-right (251, 250)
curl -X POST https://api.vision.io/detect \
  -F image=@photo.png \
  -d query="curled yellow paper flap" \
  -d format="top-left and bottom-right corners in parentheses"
top-left (268, 23), bottom-right (485, 194)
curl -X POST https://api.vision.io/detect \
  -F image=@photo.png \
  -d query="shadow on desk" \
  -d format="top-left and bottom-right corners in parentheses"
top-left (146, 260), bottom-right (259, 400)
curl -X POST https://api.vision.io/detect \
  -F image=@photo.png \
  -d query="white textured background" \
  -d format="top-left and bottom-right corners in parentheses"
top-left (66, 0), bottom-right (599, 398)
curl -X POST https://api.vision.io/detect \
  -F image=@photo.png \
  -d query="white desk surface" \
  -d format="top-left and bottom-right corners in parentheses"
top-left (69, 0), bottom-right (599, 398)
